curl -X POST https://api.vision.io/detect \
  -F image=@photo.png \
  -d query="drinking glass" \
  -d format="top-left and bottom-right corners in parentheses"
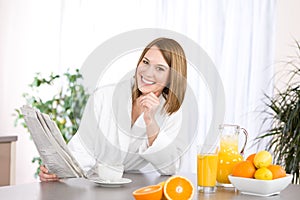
top-left (197, 144), bottom-right (219, 193)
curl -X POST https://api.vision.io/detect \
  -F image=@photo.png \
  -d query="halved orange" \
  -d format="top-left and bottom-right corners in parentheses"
top-left (164, 175), bottom-right (194, 200)
top-left (132, 185), bottom-right (163, 200)
top-left (157, 181), bottom-right (167, 200)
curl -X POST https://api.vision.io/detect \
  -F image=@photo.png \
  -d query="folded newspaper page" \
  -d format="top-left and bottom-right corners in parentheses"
top-left (21, 105), bottom-right (85, 179)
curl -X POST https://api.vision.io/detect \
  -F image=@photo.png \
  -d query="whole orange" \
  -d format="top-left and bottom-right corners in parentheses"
top-left (232, 161), bottom-right (256, 178)
top-left (246, 153), bottom-right (256, 165)
top-left (268, 165), bottom-right (286, 179)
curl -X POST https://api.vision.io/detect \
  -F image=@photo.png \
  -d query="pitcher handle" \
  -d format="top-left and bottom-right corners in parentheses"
top-left (240, 128), bottom-right (248, 156)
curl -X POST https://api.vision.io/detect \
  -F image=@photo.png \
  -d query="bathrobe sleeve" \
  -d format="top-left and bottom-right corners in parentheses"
top-left (67, 84), bottom-right (127, 174)
top-left (67, 93), bottom-right (99, 173)
top-left (68, 134), bottom-right (96, 172)
top-left (138, 108), bottom-right (189, 175)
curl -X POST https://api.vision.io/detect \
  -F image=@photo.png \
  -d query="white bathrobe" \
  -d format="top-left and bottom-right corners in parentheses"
top-left (68, 79), bottom-right (189, 175)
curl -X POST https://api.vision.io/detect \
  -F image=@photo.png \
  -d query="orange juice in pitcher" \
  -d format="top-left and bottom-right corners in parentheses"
top-left (217, 124), bottom-right (248, 186)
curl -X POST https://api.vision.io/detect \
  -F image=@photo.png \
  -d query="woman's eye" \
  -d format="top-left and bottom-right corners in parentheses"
top-left (156, 67), bottom-right (165, 71)
top-left (142, 60), bottom-right (149, 65)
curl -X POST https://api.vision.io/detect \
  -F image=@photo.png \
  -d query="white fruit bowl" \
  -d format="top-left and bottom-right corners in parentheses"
top-left (228, 174), bottom-right (293, 196)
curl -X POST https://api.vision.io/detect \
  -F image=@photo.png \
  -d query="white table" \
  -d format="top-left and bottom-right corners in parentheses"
top-left (0, 172), bottom-right (299, 200)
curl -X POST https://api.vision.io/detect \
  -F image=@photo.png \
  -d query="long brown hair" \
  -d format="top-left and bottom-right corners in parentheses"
top-left (132, 37), bottom-right (187, 115)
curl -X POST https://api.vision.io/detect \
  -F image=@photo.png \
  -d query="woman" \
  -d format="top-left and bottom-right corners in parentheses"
top-left (39, 37), bottom-right (189, 181)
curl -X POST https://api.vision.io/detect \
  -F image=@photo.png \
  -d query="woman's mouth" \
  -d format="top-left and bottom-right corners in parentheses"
top-left (141, 76), bottom-right (155, 85)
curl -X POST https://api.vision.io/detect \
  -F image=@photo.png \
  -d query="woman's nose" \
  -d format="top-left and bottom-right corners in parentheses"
top-left (142, 65), bottom-right (154, 77)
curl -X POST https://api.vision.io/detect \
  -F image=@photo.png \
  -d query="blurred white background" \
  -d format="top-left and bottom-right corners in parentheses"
top-left (0, 0), bottom-right (299, 184)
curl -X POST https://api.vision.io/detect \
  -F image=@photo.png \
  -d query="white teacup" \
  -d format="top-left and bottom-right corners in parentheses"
top-left (97, 163), bottom-right (124, 181)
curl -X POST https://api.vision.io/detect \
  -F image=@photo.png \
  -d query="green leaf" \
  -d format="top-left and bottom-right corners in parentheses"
top-left (13, 68), bottom-right (90, 178)
top-left (256, 41), bottom-right (300, 184)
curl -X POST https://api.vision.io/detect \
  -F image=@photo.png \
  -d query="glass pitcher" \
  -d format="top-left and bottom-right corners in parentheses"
top-left (216, 124), bottom-right (248, 186)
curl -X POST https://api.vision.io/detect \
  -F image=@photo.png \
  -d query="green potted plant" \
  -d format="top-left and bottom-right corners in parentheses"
top-left (257, 41), bottom-right (300, 184)
top-left (14, 69), bottom-right (89, 177)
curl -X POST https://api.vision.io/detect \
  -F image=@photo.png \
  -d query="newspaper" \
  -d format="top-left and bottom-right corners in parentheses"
top-left (21, 105), bottom-right (86, 179)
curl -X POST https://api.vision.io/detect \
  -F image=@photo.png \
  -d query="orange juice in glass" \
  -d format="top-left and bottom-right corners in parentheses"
top-left (197, 145), bottom-right (218, 193)
top-left (216, 124), bottom-right (248, 186)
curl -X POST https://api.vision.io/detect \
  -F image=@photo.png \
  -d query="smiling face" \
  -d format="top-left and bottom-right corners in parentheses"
top-left (136, 46), bottom-right (170, 95)
top-left (132, 37), bottom-right (187, 115)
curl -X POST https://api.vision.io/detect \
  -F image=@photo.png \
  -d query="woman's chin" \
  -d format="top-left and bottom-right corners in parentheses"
top-left (138, 86), bottom-right (152, 94)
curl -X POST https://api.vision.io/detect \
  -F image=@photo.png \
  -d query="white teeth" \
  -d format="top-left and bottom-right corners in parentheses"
top-left (142, 76), bottom-right (155, 85)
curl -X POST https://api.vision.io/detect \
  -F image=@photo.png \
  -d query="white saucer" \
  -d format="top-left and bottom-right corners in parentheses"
top-left (90, 178), bottom-right (132, 187)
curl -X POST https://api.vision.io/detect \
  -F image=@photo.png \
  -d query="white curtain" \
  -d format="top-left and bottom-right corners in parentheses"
top-left (196, 0), bottom-right (277, 156)
top-left (158, 0), bottom-right (277, 172)
top-left (52, 0), bottom-right (278, 173)
top-left (0, 0), bottom-right (276, 182)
